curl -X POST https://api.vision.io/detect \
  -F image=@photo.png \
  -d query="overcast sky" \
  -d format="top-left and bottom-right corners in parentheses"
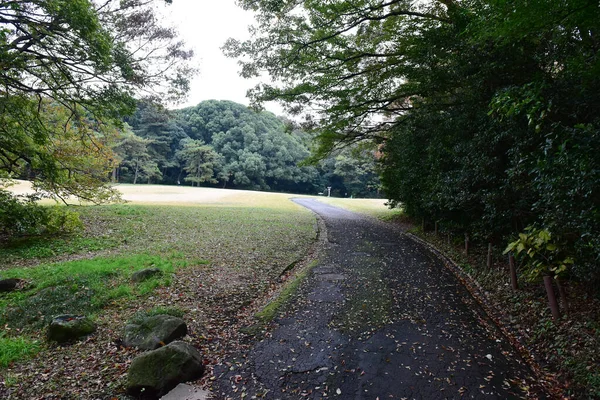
top-left (159, 1), bottom-right (284, 115)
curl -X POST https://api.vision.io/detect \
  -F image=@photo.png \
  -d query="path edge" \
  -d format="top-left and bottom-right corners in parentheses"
top-left (404, 232), bottom-right (561, 399)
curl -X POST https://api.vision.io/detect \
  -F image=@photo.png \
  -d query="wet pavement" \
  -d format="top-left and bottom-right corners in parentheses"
top-left (212, 199), bottom-right (546, 399)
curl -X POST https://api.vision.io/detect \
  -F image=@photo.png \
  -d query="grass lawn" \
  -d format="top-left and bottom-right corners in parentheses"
top-left (0, 182), bottom-right (395, 399)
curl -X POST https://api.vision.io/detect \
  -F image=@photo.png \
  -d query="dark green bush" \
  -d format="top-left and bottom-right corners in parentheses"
top-left (0, 189), bottom-right (82, 237)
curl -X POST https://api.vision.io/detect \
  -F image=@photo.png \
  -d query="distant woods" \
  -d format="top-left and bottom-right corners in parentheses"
top-left (114, 100), bottom-right (380, 198)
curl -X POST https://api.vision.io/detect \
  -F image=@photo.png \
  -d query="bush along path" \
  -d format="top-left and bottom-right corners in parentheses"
top-left (212, 199), bottom-right (550, 399)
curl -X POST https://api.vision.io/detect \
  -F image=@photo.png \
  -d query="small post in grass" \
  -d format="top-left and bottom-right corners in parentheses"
top-left (487, 243), bottom-right (493, 269)
top-left (509, 254), bottom-right (518, 290)
top-left (464, 233), bottom-right (469, 256)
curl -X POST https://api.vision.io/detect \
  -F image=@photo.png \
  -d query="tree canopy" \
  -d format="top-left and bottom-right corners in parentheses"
top-left (0, 0), bottom-right (193, 201)
top-left (226, 0), bottom-right (600, 283)
top-left (119, 99), bottom-right (380, 196)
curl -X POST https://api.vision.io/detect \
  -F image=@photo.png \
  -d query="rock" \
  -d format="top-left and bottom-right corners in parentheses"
top-left (132, 268), bottom-right (162, 282)
top-left (127, 341), bottom-right (205, 398)
top-left (0, 278), bottom-right (24, 292)
top-left (160, 383), bottom-right (209, 400)
top-left (124, 315), bottom-right (187, 350)
top-left (47, 314), bottom-right (96, 344)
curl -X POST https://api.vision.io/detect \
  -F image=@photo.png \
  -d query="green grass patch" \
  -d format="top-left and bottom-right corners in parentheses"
top-left (0, 254), bottom-right (189, 332)
top-left (255, 260), bottom-right (318, 323)
top-left (2, 203), bottom-right (316, 276)
top-left (0, 333), bottom-right (41, 368)
top-left (0, 235), bottom-right (121, 263)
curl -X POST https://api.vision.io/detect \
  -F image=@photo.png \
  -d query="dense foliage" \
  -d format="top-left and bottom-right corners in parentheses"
top-left (227, 0), bottom-right (600, 284)
top-left (0, 189), bottom-right (82, 236)
top-left (119, 99), bottom-right (380, 196)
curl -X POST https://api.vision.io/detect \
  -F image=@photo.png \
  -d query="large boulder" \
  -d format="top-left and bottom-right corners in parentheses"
top-left (47, 314), bottom-right (96, 344)
top-left (131, 268), bottom-right (162, 283)
top-left (124, 314), bottom-right (187, 350)
top-left (0, 278), bottom-right (25, 292)
top-left (127, 341), bottom-right (205, 398)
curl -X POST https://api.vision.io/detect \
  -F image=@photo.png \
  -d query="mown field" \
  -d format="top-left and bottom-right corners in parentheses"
top-left (0, 183), bottom-right (395, 399)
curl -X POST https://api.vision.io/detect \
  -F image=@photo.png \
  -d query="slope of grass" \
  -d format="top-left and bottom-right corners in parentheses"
top-left (0, 254), bottom-right (188, 332)
top-left (0, 334), bottom-right (40, 368)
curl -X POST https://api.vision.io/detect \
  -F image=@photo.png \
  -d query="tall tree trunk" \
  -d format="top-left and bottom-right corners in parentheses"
top-left (133, 160), bottom-right (139, 184)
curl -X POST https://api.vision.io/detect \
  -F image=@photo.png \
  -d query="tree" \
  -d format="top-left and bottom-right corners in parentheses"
top-left (224, 0), bottom-right (455, 155)
top-left (176, 139), bottom-right (220, 186)
top-left (332, 144), bottom-right (380, 198)
top-left (0, 0), bottom-right (194, 201)
top-left (175, 100), bottom-right (322, 192)
top-left (113, 128), bottom-right (159, 184)
top-left (127, 99), bottom-right (189, 184)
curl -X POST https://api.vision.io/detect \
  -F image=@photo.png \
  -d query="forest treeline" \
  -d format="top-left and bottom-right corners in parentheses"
top-left (115, 99), bottom-right (380, 198)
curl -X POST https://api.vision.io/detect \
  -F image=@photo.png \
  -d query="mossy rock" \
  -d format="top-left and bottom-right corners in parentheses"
top-left (131, 268), bottom-right (162, 282)
top-left (126, 341), bottom-right (205, 398)
top-left (124, 314), bottom-right (187, 350)
top-left (47, 314), bottom-right (96, 344)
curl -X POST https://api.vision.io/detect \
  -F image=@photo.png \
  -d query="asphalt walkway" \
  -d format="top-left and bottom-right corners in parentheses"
top-left (213, 199), bottom-right (546, 399)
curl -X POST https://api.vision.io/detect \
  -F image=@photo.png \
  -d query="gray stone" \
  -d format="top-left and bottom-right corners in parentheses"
top-left (0, 278), bottom-right (24, 292)
top-left (132, 268), bottom-right (162, 282)
top-left (47, 314), bottom-right (96, 343)
top-left (127, 341), bottom-right (205, 398)
top-left (124, 315), bottom-right (187, 350)
top-left (160, 383), bottom-right (209, 400)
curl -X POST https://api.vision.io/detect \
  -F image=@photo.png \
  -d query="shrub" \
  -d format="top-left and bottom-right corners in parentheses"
top-left (0, 189), bottom-right (82, 236)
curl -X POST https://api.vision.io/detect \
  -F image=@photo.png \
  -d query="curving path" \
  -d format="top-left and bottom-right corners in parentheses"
top-left (213, 199), bottom-right (547, 399)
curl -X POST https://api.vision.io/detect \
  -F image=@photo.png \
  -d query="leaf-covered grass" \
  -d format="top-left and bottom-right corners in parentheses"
top-left (2, 201), bottom-right (316, 272)
top-left (0, 334), bottom-right (40, 368)
top-left (0, 187), bottom-right (322, 398)
top-left (0, 254), bottom-right (188, 332)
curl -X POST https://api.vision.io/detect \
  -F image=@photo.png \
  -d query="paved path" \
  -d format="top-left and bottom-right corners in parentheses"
top-left (213, 199), bottom-right (546, 399)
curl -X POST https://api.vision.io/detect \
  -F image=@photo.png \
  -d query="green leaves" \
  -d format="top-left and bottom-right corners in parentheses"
top-left (177, 139), bottom-right (220, 185)
top-left (504, 227), bottom-right (573, 281)
top-left (0, 0), bottom-right (194, 202)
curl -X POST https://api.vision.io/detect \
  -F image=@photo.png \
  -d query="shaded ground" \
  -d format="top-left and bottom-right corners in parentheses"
top-left (212, 199), bottom-right (548, 399)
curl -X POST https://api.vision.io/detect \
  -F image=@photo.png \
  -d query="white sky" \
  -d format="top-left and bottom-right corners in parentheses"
top-left (159, 0), bottom-right (284, 115)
